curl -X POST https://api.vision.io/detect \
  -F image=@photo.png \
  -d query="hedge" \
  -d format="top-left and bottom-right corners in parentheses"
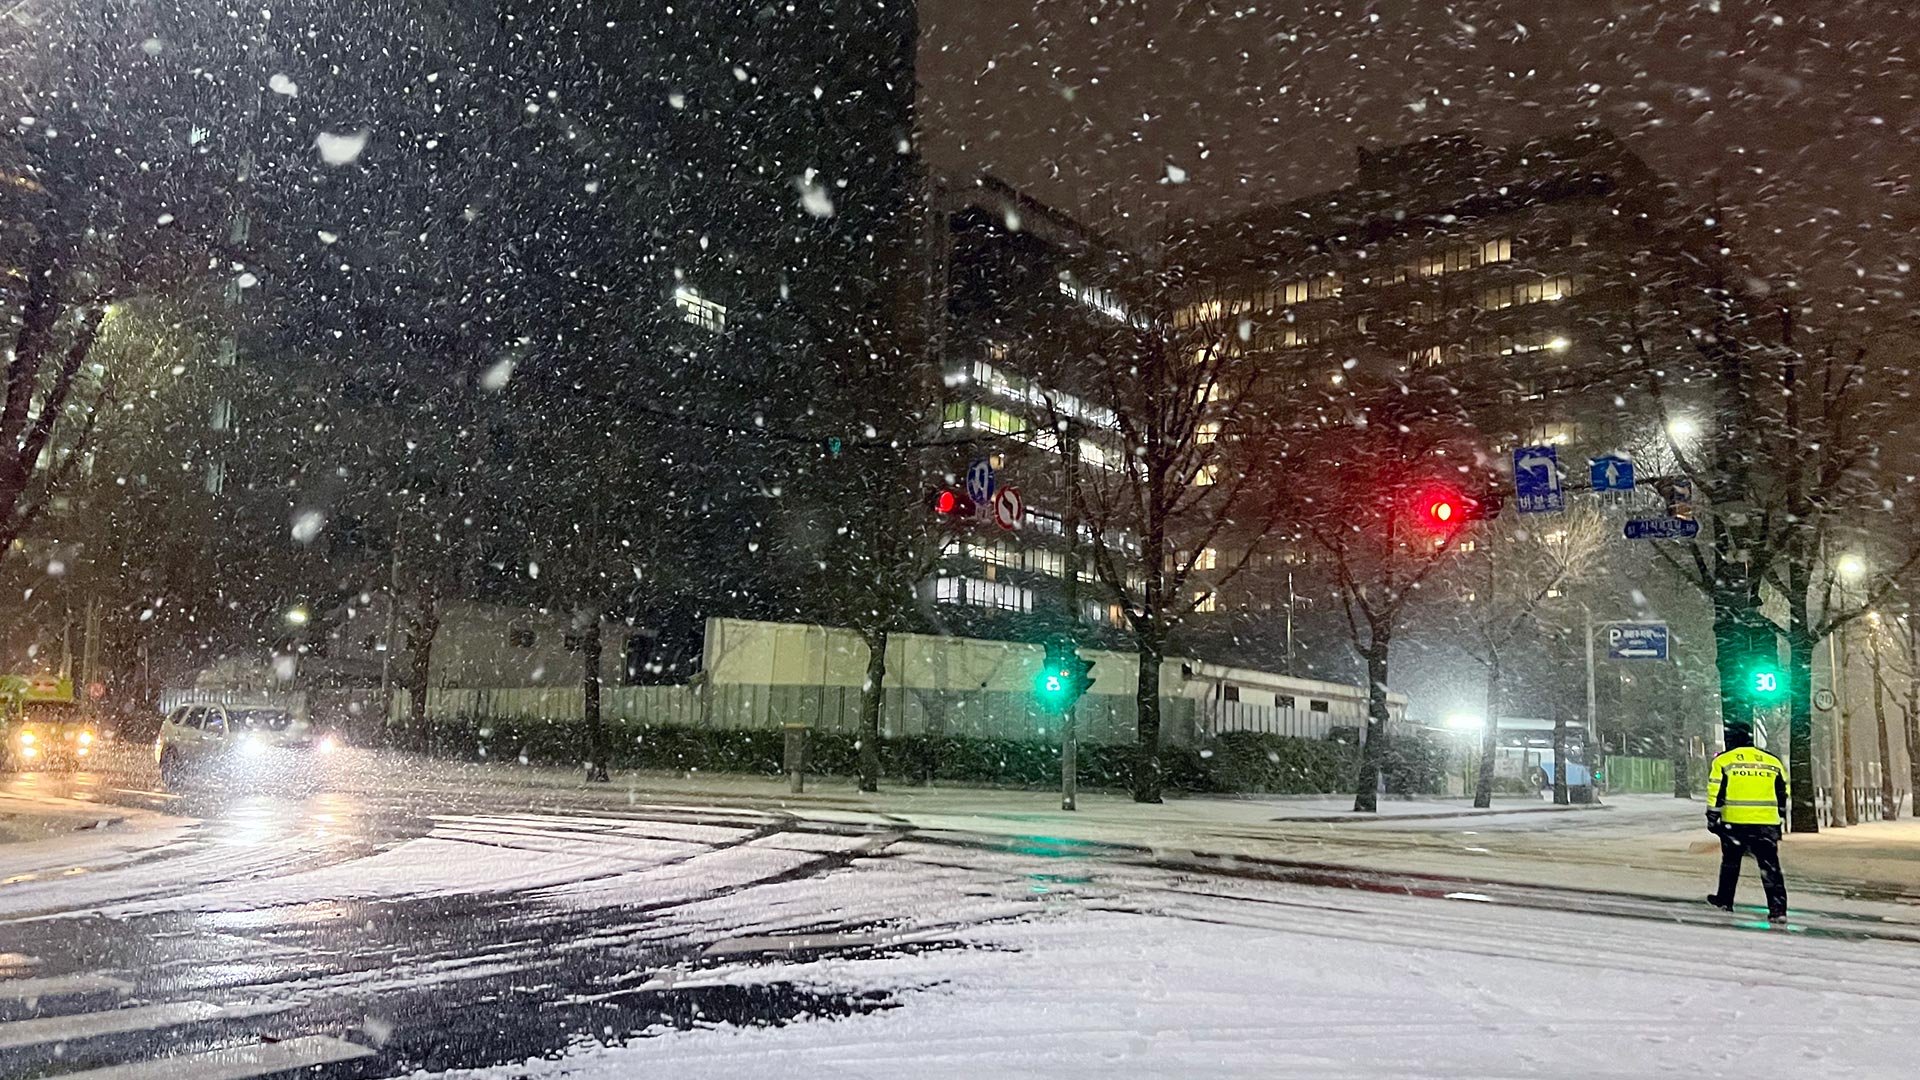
top-left (414, 714), bottom-right (1445, 796)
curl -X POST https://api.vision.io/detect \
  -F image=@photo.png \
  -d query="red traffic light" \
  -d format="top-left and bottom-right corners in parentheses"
top-left (930, 488), bottom-right (974, 517)
top-left (1410, 482), bottom-right (1493, 533)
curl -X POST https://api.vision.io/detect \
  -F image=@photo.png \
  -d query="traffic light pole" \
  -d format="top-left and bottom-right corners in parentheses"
top-left (1060, 415), bottom-right (1080, 812)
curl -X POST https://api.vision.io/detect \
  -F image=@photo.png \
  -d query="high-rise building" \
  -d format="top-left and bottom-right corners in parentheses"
top-left (919, 176), bottom-right (1147, 639)
top-left (1174, 129), bottom-right (1721, 457)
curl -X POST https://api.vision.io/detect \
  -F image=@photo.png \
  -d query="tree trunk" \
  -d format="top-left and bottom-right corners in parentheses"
top-left (1907, 623), bottom-right (1920, 820)
top-left (1551, 711), bottom-right (1569, 806)
top-left (1872, 640), bottom-right (1895, 819)
top-left (857, 627), bottom-right (887, 793)
top-left (403, 592), bottom-right (439, 754)
top-left (1472, 655), bottom-right (1501, 809)
top-left (1670, 710), bottom-right (1693, 799)
top-left (582, 609), bottom-right (608, 782)
top-left (1779, 582), bottom-right (1820, 831)
top-left (1353, 629), bottom-right (1392, 813)
top-left (1133, 632), bottom-right (1164, 804)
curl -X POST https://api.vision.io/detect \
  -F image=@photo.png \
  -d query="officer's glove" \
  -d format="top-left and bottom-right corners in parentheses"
top-left (1705, 810), bottom-right (1724, 835)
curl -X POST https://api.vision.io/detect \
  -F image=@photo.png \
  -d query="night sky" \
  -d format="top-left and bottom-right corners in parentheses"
top-left (919, 0), bottom-right (1918, 312)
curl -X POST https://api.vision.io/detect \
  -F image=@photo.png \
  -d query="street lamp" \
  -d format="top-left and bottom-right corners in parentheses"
top-left (1666, 415), bottom-right (1700, 442)
top-left (1837, 553), bottom-right (1867, 582)
top-left (284, 606), bottom-right (311, 627)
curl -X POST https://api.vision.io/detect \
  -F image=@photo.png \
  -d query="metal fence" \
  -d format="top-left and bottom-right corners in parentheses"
top-left (391, 682), bottom-right (1202, 746)
top-left (1602, 755), bottom-right (1677, 795)
top-left (1818, 784), bottom-right (1910, 825)
top-left (158, 687), bottom-right (309, 717)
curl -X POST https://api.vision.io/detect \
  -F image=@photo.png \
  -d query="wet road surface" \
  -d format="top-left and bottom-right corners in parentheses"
top-left (4, 759), bottom-right (1919, 1078)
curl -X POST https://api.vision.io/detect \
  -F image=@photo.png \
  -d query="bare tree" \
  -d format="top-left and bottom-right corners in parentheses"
top-left (0, 82), bottom-right (224, 568)
top-left (1072, 300), bottom-right (1278, 803)
top-left (1275, 371), bottom-right (1498, 812)
top-left (1444, 505), bottom-right (1608, 808)
top-left (1645, 305), bottom-right (1920, 832)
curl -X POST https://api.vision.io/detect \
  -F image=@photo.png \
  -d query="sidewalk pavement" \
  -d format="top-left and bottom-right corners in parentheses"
top-left (337, 751), bottom-right (1920, 923)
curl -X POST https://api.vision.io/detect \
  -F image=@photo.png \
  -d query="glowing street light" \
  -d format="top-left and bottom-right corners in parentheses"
top-left (284, 606), bottom-right (311, 627)
top-left (1836, 553), bottom-right (1867, 582)
top-left (1666, 416), bottom-right (1700, 442)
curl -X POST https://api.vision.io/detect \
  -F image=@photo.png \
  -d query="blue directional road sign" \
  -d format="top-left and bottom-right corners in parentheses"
top-left (1589, 453), bottom-right (1635, 493)
top-left (1623, 517), bottom-right (1701, 540)
top-left (1606, 622), bottom-right (1670, 661)
top-left (1512, 445), bottom-right (1565, 514)
top-left (964, 458), bottom-right (997, 506)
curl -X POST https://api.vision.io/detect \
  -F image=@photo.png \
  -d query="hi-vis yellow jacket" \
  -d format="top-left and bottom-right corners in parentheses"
top-left (1708, 746), bottom-right (1789, 826)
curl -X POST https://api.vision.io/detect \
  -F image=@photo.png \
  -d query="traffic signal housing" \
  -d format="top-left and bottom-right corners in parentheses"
top-left (1746, 658), bottom-right (1787, 706)
top-left (1036, 639), bottom-right (1095, 715)
top-left (929, 488), bottom-right (974, 519)
top-left (1410, 482), bottom-right (1497, 535)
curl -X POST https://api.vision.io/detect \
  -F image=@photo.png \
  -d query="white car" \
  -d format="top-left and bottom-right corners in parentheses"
top-left (154, 704), bottom-right (340, 788)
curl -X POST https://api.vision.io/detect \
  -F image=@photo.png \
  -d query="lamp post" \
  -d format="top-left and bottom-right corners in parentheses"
top-left (1833, 553), bottom-right (1867, 826)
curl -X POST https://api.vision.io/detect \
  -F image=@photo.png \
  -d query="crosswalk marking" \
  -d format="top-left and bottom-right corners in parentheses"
top-left (0, 973), bottom-right (130, 1002)
top-left (52, 1034), bottom-right (374, 1080)
top-left (0, 1000), bottom-right (287, 1050)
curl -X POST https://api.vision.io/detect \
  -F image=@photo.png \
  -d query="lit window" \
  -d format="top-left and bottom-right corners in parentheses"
top-left (1195, 548), bottom-right (1218, 570)
top-left (1193, 591), bottom-right (1218, 613)
top-left (674, 287), bottom-right (726, 332)
top-left (1195, 464), bottom-right (1220, 486)
top-left (1196, 420), bottom-right (1222, 445)
top-left (928, 576), bottom-right (1034, 612)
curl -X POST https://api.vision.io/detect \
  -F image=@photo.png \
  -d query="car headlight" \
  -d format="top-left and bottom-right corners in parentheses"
top-left (236, 734), bottom-right (267, 756)
top-left (316, 734), bottom-right (341, 755)
top-left (18, 731), bottom-right (34, 745)
top-left (78, 731), bottom-right (93, 745)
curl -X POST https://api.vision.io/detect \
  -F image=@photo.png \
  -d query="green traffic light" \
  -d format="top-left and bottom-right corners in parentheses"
top-left (1037, 667), bottom-right (1074, 712)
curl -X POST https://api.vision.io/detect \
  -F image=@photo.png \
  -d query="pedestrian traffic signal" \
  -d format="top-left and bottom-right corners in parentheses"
top-left (1036, 639), bottom-right (1094, 715)
top-left (1748, 661), bottom-right (1787, 704)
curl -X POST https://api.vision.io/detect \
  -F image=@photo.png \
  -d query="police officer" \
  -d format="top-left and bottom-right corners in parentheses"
top-left (1705, 725), bottom-right (1789, 922)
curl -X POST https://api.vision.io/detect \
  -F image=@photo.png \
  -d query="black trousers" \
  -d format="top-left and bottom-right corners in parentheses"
top-left (1714, 823), bottom-right (1788, 917)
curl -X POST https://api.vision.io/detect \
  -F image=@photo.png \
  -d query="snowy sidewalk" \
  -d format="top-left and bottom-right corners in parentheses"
top-left (310, 752), bottom-right (1920, 923)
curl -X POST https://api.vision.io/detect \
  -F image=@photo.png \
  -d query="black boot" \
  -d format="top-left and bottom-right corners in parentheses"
top-left (1707, 894), bottom-right (1733, 912)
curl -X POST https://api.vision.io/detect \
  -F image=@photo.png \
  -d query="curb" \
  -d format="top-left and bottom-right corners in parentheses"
top-left (1268, 802), bottom-right (1613, 824)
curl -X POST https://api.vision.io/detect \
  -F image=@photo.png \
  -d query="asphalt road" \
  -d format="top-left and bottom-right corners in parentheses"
top-left (3, 758), bottom-right (1918, 1078)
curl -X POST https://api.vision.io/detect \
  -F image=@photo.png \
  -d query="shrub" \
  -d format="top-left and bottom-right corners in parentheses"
top-left (418, 715), bottom-right (1441, 796)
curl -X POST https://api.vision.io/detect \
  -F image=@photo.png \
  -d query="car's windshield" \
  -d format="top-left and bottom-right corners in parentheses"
top-left (0, 3), bottom-right (1915, 1077)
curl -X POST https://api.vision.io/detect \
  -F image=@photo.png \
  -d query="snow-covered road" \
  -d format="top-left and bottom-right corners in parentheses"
top-left (0, 767), bottom-right (1914, 1078)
